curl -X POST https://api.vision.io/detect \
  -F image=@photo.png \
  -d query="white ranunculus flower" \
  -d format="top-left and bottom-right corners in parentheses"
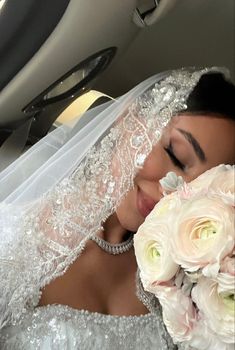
top-left (202, 262), bottom-right (220, 279)
top-left (145, 191), bottom-right (180, 219)
top-left (209, 166), bottom-right (235, 206)
top-left (150, 284), bottom-right (197, 343)
top-left (134, 198), bottom-right (179, 287)
top-left (189, 164), bottom-right (232, 191)
top-left (192, 276), bottom-right (235, 344)
top-left (171, 195), bottom-right (234, 272)
top-left (217, 272), bottom-right (235, 295)
top-left (183, 318), bottom-right (234, 350)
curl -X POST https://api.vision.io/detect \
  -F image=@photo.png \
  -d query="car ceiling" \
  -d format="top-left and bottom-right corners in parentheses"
top-left (96, 0), bottom-right (235, 96)
top-left (0, 0), bottom-right (234, 128)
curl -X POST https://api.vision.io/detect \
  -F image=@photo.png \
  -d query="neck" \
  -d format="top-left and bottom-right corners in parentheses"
top-left (98, 213), bottom-right (130, 244)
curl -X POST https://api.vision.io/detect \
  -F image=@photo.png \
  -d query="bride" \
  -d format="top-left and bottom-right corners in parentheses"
top-left (0, 67), bottom-right (234, 349)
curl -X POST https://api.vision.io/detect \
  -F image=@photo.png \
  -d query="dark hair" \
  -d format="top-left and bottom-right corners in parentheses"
top-left (185, 72), bottom-right (235, 120)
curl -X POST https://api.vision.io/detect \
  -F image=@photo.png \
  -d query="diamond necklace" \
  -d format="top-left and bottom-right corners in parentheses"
top-left (90, 234), bottom-right (134, 255)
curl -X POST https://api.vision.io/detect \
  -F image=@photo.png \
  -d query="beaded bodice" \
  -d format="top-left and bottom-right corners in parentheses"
top-left (0, 304), bottom-right (176, 350)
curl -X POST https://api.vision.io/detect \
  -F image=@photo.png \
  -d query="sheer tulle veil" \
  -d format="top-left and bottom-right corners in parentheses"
top-left (0, 71), bottom-right (168, 204)
top-left (0, 67), bottom-right (228, 328)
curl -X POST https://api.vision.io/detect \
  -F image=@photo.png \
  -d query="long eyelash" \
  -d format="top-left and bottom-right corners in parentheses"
top-left (164, 143), bottom-right (185, 171)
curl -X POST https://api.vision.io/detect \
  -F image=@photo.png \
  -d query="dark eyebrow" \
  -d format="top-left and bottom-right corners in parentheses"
top-left (176, 128), bottom-right (206, 162)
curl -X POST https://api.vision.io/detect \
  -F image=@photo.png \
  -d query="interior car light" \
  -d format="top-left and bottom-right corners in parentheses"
top-left (0, 0), bottom-right (6, 11)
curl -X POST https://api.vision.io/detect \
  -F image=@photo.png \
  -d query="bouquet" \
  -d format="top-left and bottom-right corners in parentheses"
top-left (134, 164), bottom-right (234, 350)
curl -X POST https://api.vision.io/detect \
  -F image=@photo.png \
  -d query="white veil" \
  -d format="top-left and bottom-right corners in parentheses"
top-left (0, 72), bottom-right (166, 204)
top-left (0, 67), bottom-right (228, 328)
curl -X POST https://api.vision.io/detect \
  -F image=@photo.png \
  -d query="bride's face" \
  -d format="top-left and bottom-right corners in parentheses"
top-left (116, 114), bottom-right (235, 232)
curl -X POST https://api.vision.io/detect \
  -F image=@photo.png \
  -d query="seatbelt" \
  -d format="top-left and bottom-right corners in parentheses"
top-left (0, 118), bottom-right (32, 172)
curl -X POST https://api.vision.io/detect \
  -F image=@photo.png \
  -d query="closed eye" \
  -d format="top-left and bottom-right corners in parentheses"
top-left (164, 143), bottom-right (185, 171)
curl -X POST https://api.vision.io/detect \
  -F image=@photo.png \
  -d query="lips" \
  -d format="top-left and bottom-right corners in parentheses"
top-left (136, 187), bottom-right (157, 218)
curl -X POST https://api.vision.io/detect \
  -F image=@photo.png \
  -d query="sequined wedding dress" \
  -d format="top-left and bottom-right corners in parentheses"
top-left (1, 270), bottom-right (176, 350)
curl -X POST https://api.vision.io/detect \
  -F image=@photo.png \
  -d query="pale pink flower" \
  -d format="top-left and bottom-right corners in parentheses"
top-left (134, 217), bottom-right (178, 288)
top-left (177, 182), bottom-right (194, 200)
top-left (190, 164), bottom-right (232, 191)
top-left (151, 284), bottom-right (197, 343)
top-left (134, 195), bottom-right (180, 287)
top-left (210, 166), bottom-right (235, 206)
top-left (216, 272), bottom-right (235, 295)
top-left (192, 276), bottom-right (235, 344)
top-left (186, 318), bottom-right (234, 350)
top-left (171, 195), bottom-right (234, 272)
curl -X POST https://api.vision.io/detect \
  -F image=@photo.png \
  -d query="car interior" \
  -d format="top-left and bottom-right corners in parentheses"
top-left (0, 0), bottom-right (234, 172)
